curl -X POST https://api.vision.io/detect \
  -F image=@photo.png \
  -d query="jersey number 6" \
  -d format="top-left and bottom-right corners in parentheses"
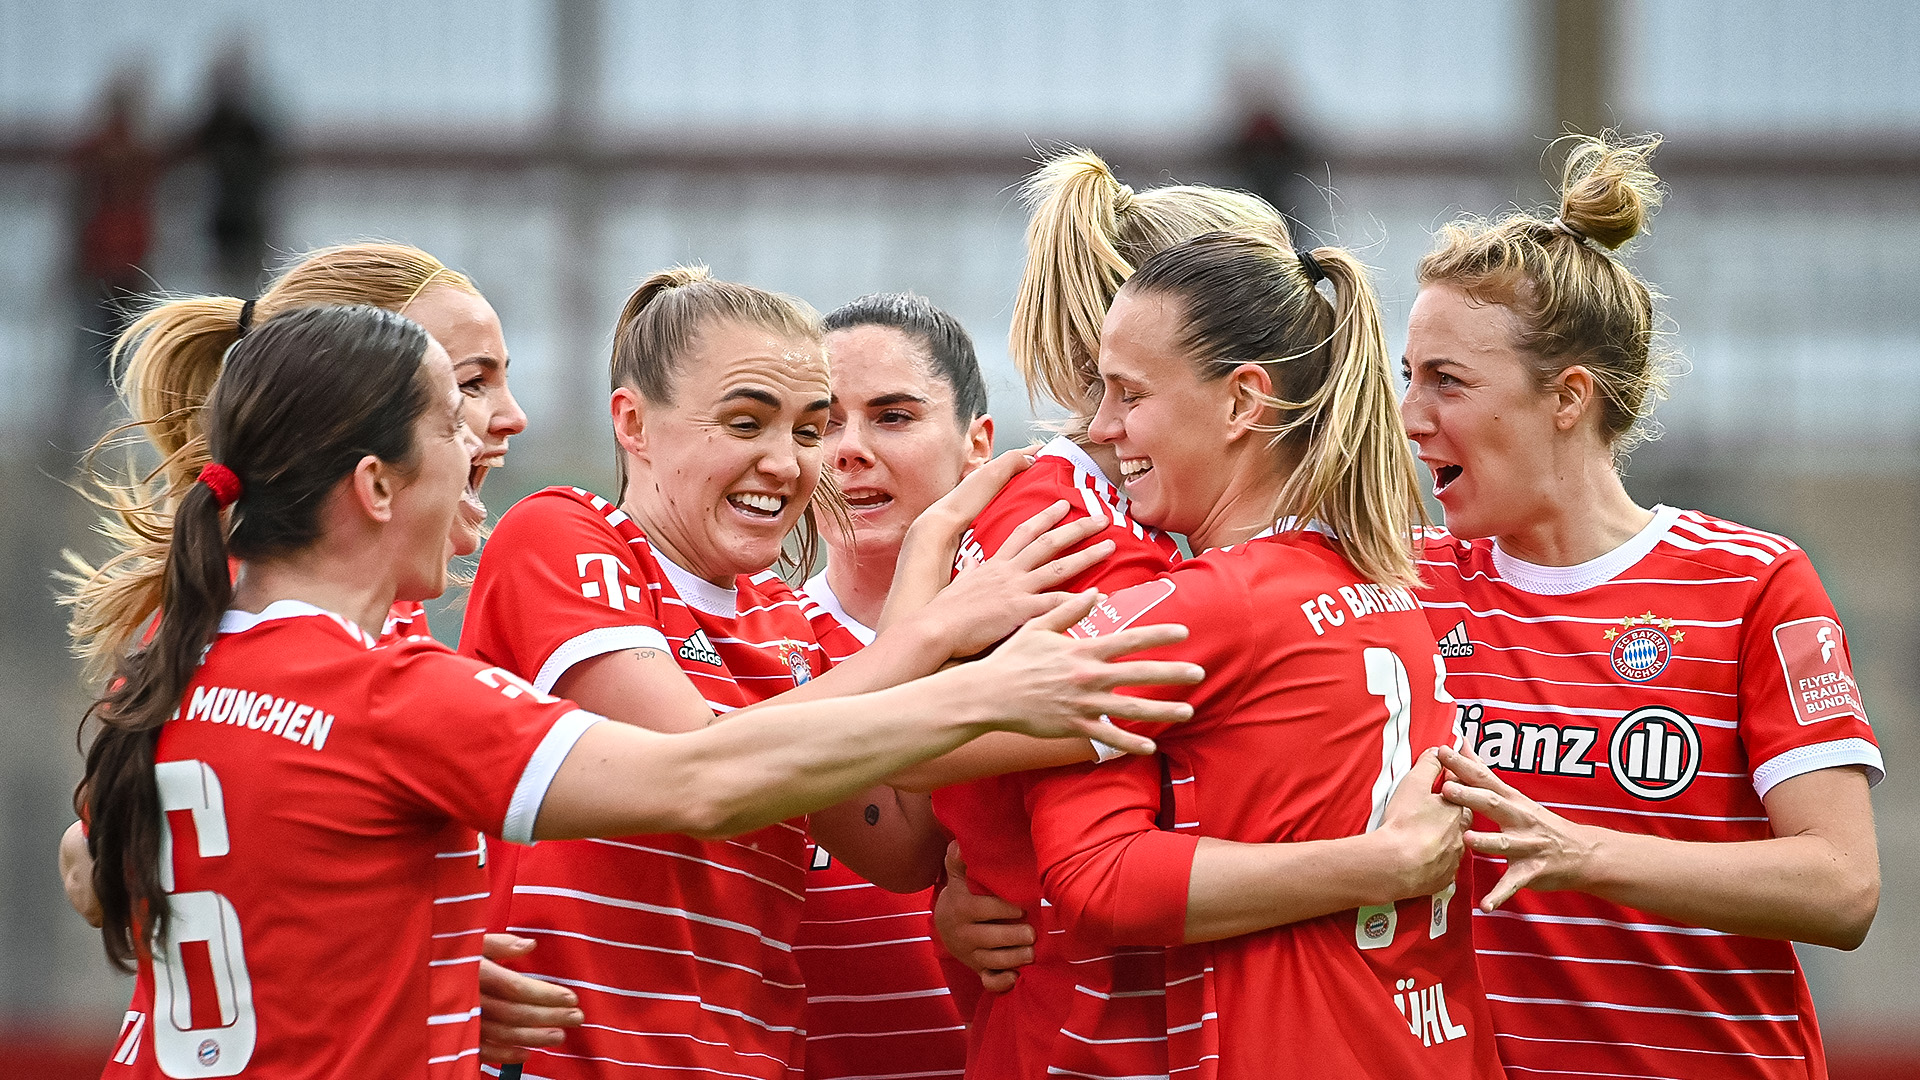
top-left (150, 759), bottom-right (258, 1076)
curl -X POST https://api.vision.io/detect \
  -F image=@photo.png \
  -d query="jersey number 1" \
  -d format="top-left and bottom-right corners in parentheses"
top-left (150, 760), bottom-right (258, 1076)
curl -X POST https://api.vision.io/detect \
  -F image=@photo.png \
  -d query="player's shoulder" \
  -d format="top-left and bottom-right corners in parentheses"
top-left (491, 486), bottom-right (624, 545)
top-left (1653, 507), bottom-right (1803, 570)
top-left (745, 567), bottom-right (803, 605)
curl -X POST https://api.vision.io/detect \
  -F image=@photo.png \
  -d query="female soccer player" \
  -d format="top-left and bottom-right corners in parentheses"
top-left (793, 292), bottom-right (994, 1080)
top-left (1020, 230), bottom-right (1504, 1079)
top-left (83, 303), bottom-right (1199, 1077)
top-left (459, 268), bottom-right (1176, 1079)
top-left (908, 151), bottom-right (1284, 1078)
top-left (1404, 133), bottom-right (1883, 1080)
top-left (56, 242), bottom-right (573, 1064)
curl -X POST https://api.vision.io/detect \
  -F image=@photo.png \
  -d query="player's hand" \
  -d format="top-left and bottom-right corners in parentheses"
top-left (1373, 749), bottom-right (1470, 901)
top-left (1438, 745), bottom-right (1600, 911)
top-left (973, 593), bottom-right (1201, 755)
top-left (59, 819), bottom-right (103, 929)
top-left (879, 446), bottom-right (1041, 632)
top-left (478, 934), bottom-right (584, 1064)
top-left (906, 502), bottom-right (1115, 659)
top-left (932, 841), bottom-right (1034, 992)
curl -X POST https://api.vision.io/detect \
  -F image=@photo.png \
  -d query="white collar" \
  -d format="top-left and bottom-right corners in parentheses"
top-left (654, 549), bottom-right (740, 617)
top-left (803, 570), bottom-right (877, 645)
top-left (1247, 516), bottom-right (1334, 542)
top-left (218, 599), bottom-right (375, 649)
top-left (1037, 436), bottom-right (1109, 482)
top-left (1491, 504), bottom-right (1681, 595)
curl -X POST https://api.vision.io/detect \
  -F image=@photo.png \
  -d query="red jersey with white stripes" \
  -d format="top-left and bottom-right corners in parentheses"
top-left (793, 577), bottom-right (969, 1080)
top-left (1419, 506), bottom-right (1884, 1080)
top-left (933, 437), bottom-right (1184, 1079)
top-left (1026, 527), bottom-right (1504, 1080)
top-left (102, 601), bottom-right (596, 1080)
top-left (382, 600), bottom-right (431, 641)
top-left (461, 486), bottom-right (832, 1080)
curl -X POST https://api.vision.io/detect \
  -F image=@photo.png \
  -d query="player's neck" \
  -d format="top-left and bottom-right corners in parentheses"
top-left (1187, 444), bottom-right (1299, 553)
top-left (1495, 465), bottom-right (1652, 567)
top-left (230, 550), bottom-right (398, 639)
top-left (823, 546), bottom-right (896, 630)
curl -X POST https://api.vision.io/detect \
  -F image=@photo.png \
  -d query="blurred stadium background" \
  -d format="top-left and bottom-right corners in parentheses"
top-left (1, 0), bottom-right (1915, 1073)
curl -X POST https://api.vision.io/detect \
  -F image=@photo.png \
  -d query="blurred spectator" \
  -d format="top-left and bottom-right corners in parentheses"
top-left (1231, 104), bottom-right (1319, 243)
top-left (188, 47), bottom-right (278, 295)
top-left (66, 67), bottom-right (161, 434)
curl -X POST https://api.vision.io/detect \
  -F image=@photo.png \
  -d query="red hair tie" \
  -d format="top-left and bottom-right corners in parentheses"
top-left (198, 463), bottom-right (243, 508)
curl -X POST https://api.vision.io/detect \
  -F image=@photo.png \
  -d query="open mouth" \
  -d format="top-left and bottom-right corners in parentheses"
top-left (1433, 464), bottom-right (1463, 494)
top-left (728, 492), bottom-right (787, 520)
top-left (460, 460), bottom-right (490, 523)
top-left (1119, 457), bottom-right (1153, 484)
top-left (844, 488), bottom-right (894, 513)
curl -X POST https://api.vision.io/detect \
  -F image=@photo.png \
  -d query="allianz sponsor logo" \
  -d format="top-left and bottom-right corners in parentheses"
top-left (173, 684), bottom-right (335, 751)
top-left (1456, 701), bottom-right (1701, 799)
top-left (1437, 621), bottom-right (1474, 658)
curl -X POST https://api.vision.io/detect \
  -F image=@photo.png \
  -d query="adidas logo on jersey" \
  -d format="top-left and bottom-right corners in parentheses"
top-left (678, 629), bottom-right (723, 667)
top-left (1438, 621), bottom-right (1474, 658)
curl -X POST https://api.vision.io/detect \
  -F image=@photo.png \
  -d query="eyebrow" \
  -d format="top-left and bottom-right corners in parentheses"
top-left (453, 355), bottom-right (503, 372)
top-left (864, 392), bottom-right (930, 409)
top-left (722, 387), bottom-right (832, 414)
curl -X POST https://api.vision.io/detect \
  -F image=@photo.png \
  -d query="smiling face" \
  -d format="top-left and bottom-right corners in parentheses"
top-left (389, 339), bottom-right (482, 601)
top-left (1400, 283), bottom-right (1565, 540)
top-left (402, 284), bottom-right (526, 555)
top-left (1087, 288), bottom-right (1244, 541)
top-left (618, 320), bottom-right (831, 585)
top-left (824, 324), bottom-right (991, 564)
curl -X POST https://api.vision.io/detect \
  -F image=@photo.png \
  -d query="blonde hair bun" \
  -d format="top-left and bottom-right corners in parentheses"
top-left (1557, 131), bottom-right (1665, 251)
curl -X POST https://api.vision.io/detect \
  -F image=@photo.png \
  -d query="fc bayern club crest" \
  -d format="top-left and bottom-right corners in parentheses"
top-left (779, 640), bottom-right (813, 686)
top-left (1604, 611), bottom-right (1682, 683)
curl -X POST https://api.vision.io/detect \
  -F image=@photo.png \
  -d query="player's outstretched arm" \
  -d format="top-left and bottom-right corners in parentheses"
top-left (533, 594), bottom-right (1200, 842)
top-left (1438, 746), bottom-right (1879, 950)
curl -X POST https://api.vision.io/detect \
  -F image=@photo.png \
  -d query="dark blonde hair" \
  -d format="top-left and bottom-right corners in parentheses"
top-left (1418, 131), bottom-right (1673, 453)
top-left (611, 266), bottom-right (847, 577)
top-left (1127, 231), bottom-right (1423, 587)
top-left (63, 243), bottom-right (480, 680)
top-left (1011, 149), bottom-right (1286, 431)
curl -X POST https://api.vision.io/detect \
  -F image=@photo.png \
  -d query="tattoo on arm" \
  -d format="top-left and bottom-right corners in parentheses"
top-left (631, 648), bottom-right (663, 661)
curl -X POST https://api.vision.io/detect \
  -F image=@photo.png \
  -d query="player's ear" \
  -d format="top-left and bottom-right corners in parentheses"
top-left (612, 386), bottom-right (649, 460)
top-left (1224, 362), bottom-right (1274, 441)
top-left (962, 414), bottom-right (994, 474)
top-left (348, 453), bottom-right (397, 524)
top-left (1551, 365), bottom-right (1598, 434)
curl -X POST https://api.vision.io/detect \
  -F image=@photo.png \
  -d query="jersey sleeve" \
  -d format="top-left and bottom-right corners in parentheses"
top-left (370, 639), bottom-right (604, 844)
top-left (1738, 549), bottom-right (1884, 797)
top-left (462, 491), bottom-right (673, 693)
top-left (1020, 569), bottom-right (1249, 946)
top-left (1023, 755), bottom-right (1196, 946)
top-left (966, 465), bottom-right (1174, 594)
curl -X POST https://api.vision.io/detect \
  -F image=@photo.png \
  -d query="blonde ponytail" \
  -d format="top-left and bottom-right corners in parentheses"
top-left (62, 242), bottom-right (478, 679)
top-left (1010, 149), bottom-right (1287, 434)
top-left (1126, 232), bottom-right (1423, 588)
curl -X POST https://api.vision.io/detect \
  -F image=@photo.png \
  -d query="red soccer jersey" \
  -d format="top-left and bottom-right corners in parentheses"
top-left (102, 600), bottom-right (597, 1080)
top-left (461, 487), bottom-right (833, 1080)
top-left (793, 575), bottom-right (971, 1080)
top-left (382, 600), bottom-right (431, 640)
top-left (1418, 506), bottom-right (1885, 1080)
top-left (1026, 527), bottom-right (1506, 1080)
top-left (932, 437), bottom-right (1184, 1079)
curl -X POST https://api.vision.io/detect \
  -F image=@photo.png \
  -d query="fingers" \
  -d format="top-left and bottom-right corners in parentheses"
top-left (1437, 745), bottom-right (1518, 797)
top-left (1074, 622), bottom-right (1191, 661)
top-left (1441, 779), bottom-right (1531, 830)
top-left (943, 840), bottom-right (967, 882)
top-left (994, 500), bottom-right (1074, 558)
top-left (1026, 536), bottom-right (1115, 586)
top-left (979, 968), bottom-right (1018, 993)
top-left (1081, 656), bottom-right (1205, 691)
top-left (929, 447), bottom-right (1039, 525)
top-left (1024, 591), bottom-right (1102, 634)
top-left (1400, 748), bottom-right (1444, 794)
top-left (1081, 718), bottom-right (1158, 756)
top-left (481, 932), bottom-right (535, 962)
top-left (1477, 863), bottom-right (1525, 912)
top-left (1004, 513), bottom-right (1108, 570)
top-left (478, 954), bottom-right (580, 1012)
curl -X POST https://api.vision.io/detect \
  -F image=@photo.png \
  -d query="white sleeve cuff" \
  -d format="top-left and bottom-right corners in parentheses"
top-left (533, 625), bottom-right (671, 694)
top-left (1091, 717), bottom-right (1130, 763)
top-left (501, 709), bottom-right (604, 844)
top-left (1751, 737), bottom-right (1885, 800)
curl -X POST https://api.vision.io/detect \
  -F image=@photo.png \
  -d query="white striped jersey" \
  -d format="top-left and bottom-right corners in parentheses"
top-left (793, 576), bottom-right (970, 1080)
top-left (462, 487), bottom-right (833, 1079)
top-left (1418, 506), bottom-right (1884, 1080)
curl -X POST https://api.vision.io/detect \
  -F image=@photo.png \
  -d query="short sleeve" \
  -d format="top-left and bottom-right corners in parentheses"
top-left (461, 490), bottom-right (672, 693)
top-left (966, 464), bottom-right (1176, 594)
top-left (1738, 551), bottom-right (1884, 797)
top-left (370, 639), bottom-right (604, 844)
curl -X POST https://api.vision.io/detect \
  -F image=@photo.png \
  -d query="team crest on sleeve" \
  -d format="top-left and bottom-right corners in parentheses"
top-left (1773, 616), bottom-right (1866, 725)
top-left (1603, 611), bottom-right (1682, 683)
top-left (778, 640), bottom-right (813, 685)
top-left (1070, 579), bottom-right (1178, 639)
